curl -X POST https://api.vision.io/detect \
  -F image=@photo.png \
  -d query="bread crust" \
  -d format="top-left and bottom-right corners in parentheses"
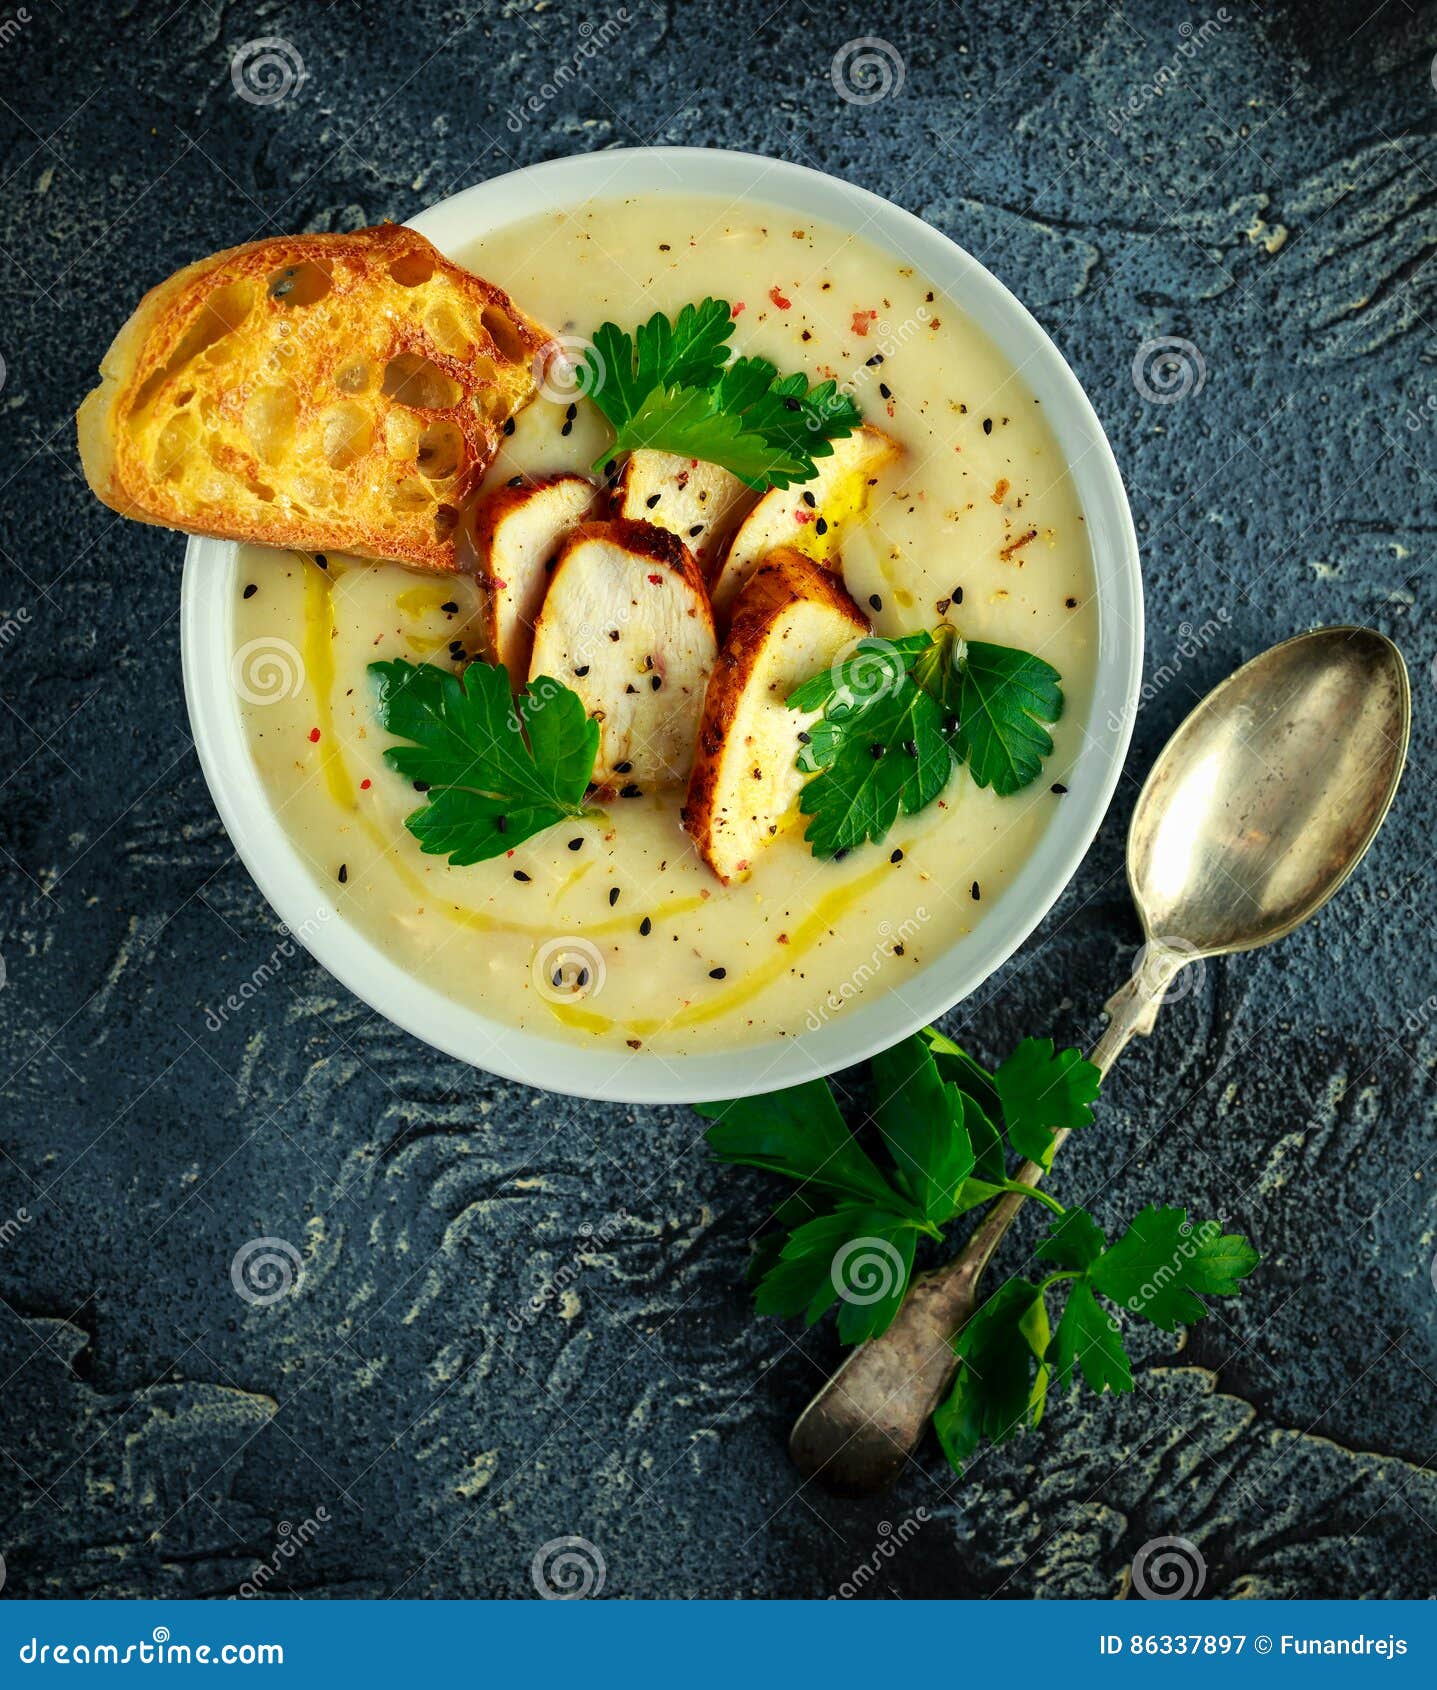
top-left (76, 224), bottom-right (551, 572)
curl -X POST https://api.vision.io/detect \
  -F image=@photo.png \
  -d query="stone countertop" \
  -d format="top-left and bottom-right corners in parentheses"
top-left (0, 0), bottom-right (1433, 1600)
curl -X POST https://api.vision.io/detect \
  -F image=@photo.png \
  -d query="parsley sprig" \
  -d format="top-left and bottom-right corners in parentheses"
top-left (787, 624), bottom-right (1065, 858)
top-left (698, 1029), bottom-right (1258, 1476)
top-left (368, 657), bottom-right (598, 866)
top-left (583, 299), bottom-right (862, 489)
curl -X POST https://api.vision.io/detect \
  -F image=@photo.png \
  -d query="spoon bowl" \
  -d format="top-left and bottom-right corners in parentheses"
top-left (1129, 626), bottom-right (1409, 959)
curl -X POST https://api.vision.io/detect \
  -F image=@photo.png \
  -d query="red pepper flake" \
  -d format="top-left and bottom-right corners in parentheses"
top-left (794, 506), bottom-right (815, 524)
top-left (647, 572), bottom-right (664, 585)
top-left (851, 309), bottom-right (877, 336)
top-left (308, 727), bottom-right (321, 743)
top-left (1000, 527), bottom-right (1039, 562)
top-left (768, 285), bottom-right (792, 310)
top-left (929, 318), bottom-right (942, 329)
top-left (360, 777), bottom-right (372, 790)
top-left (731, 301), bottom-right (745, 317)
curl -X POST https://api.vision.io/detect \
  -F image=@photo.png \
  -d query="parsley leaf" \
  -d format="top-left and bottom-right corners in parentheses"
top-left (993, 1037), bottom-right (1101, 1166)
top-left (1089, 1204), bottom-right (1260, 1330)
top-left (954, 641), bottom-right (1064, 796)
top-left (935, 1279), bottom-right (1050, 1472)
top-left (583, 302), bottom-right (862, 490)
top-left (586, 299), bottom-right (735, 430)
top-left (788, 637), bottom-right (954, 857)
top-left (787, 627), bottom-right (1065, 860)
top-left (754, 1204), bottom-right (918, 1344)
top-left (1051, 1282), bottom-right (1133, 1395)
top-left (698, 1079), bottom-right (915, 1215)
top-left (922, 1027), bottom-right (1006, 1182)
top-left (368, 659), bottom-right (597, 867)
top-left (869, 1035), bottom-right (975, 1222)
top-left (1034, 1205), bottom-right (1107, 1273)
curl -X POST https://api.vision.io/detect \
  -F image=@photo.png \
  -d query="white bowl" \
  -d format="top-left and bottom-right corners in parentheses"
top-left (181, 147), bottom-right (1142, 1104)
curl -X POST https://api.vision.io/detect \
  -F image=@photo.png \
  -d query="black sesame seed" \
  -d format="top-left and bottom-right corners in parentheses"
top-left (639, 916), bottom-right (653, 936)
top-left (834, 848), bottom-right (850, 862)
top-left (708, 966), bottom-right (727, 980)
top-left (802, 490), bottom-right (817, 508)
top-left (508, 475), bottom-right (524, 487)
top-left (495, 815), bottom-right (508, 834)
top-left (650, 674), bottom-right (662, 691)
top-left (869, 743), bottom-right (886, 759)
top-left (413, 780), bottom-right (430, 792)
top-left (879, 382), bottom-right (892, 399)
top-left (814, 517), bottom-right (828, 535)
top-left (865, 353), bottom-right (884, 367)
top-left (982, 417), bottom-right (993, 434)
top-left (890, 848), bottom-right (904, 864)
top-left (574, 664), bottom-right (590, 677)
top-left (605, 459), bottom-right (617, 477)
top-left (868, 593), bottom-right (882, 612)
top-left (971, 881), bottom-right (981, 901)
top-left (942, 715), bottom-right (960, 734)
top-left (337, 863), bottom-right (348, 884)
top-left (243, 583), bottom-right (258, 599)
top-left (645, 493), bottom-right (662, 509)
top-left (440, 600), bottom-right (459, 614)
top-left (315, 553), bottom-right (328, 568)
top-left (688, 524), bottom-right (704, 537)
top-left (608, 886), bottom-right (620, 906)
top-left (1065, 597), bottom-right (1078, 609)
top-left (565, 402), bottom-right (577, 420)
top-left (552, 968), bottom-right (563, 987)
top-left (576, 967), bottom-right (590, 988)
top-left (952, 585), bottom-right (964, 604)
top-left (783, 396), bottom-right (800, 412)
top-left (619, 783), bottom-right (642, 798)
top-left (513, 870), bottom-right (531, 882)
top-left (901, 739), bottom-right (917, 756)
top-left (1051, 782), bottom-right (1068, 795)
top-left (560, 420), bottom-right (573, 437)
top-left (568, 837), bottom-right (583, 851)
top-left (502, 416), bottom-right (516, 436)
top-left (796, 729), bottom-right (812, 744)
top-left (614, 761), bottom-right (632, 774)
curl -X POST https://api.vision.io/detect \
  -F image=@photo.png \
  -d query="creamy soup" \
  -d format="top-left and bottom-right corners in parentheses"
top-left (230, 195), bottom-right (1097, 1055)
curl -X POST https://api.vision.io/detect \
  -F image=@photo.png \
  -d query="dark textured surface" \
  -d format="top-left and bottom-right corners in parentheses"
top-left (1, 0), bottom-right (1434, 1601)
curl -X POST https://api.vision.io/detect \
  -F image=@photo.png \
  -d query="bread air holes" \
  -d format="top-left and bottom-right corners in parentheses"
top-left (388, 249), bottom-right (434, 287)
top-left (153, 412), bottom-right (199, 480)
top-left (268, 261), bottom-right (332, 307)
top-left (243, 385), bottom-right (298, 465)
top-left (322, 402), bottom-right (375, 471)
top-left (434, 504), bottom-right (460, 542)
top-left (481, 305), bottom-right (530, 365)
top-left (416, 420), bottom-right (463, 481)
top-left (334, 360), bottom-right (371, 395)
top-left (424, 303), bottom-right (470, 359)
top-left (381, 352), bottom-right (462, 410)
top-left (133, 279), bottom-right (255, 411)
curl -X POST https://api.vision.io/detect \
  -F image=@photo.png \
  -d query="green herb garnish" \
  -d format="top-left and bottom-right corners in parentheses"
top-left (787, 624), bottom-right (1064, 857)
top-left (583, 299), bottom-right (862, 489)
top-left (368, 657), bottom-right (598, 866)
top-left (698, 1027), bottom-right (1259, 1479)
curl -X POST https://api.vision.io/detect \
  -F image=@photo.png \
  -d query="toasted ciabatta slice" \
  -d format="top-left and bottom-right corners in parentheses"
top-left (611, 450), bottom-right (756, 576)
top-left (473, 474), bottom-right (601, 676)
top-left (77, 224), bottom-right (552, 573)
top-left (684, 549), bottom-right (869, 884)
top-left (529, 519), bottom-right (717, 786)
top-left (708, 425), bottom-right (901, 617)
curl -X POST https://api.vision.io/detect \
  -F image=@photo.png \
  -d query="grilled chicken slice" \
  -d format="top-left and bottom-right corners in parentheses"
top-left (708, 425), bottom-right (901, 618)
top-left (684, 548), bottom-right (869, 884)
top-left (529, 518), bottom-right (717, 786)
top-left (611, 450), bottom-right (756, 577)
top-left (473, 474), bottom-right (600, 676)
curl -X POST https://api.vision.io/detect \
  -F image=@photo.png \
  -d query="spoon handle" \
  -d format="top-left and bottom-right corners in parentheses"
top-left (788, 954), bottom-right (1184, 1496)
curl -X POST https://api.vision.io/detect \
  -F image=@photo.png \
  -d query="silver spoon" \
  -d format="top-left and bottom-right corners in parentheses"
top-left (790, 625), bottom-right (1410, 1495)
